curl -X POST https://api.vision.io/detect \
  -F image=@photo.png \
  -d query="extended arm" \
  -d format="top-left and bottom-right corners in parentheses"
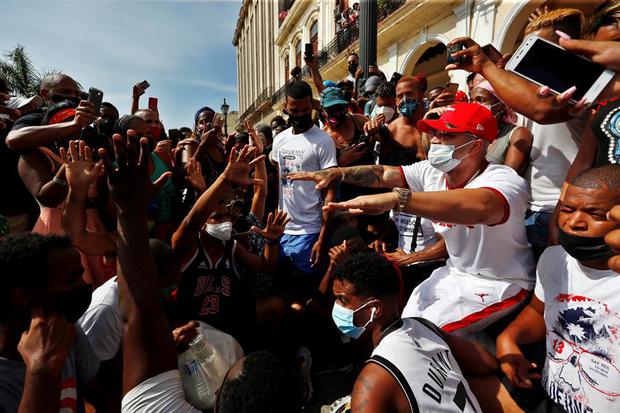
top-left (288, 164), bottom-right (404, 190)
top-left (447, 37), bottom-right (578, 124)
top-left (172, 146), bottom-right (264, 260)
top-left (7, 101), bottom-right (96, 152)
top-left (325, 188), bottom-right (507, 226)
top-left (62, 141), bottom-right (117, 256)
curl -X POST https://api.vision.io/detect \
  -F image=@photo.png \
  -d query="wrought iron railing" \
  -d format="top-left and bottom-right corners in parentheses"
top-left (243, 0), bottom-right (407, 120)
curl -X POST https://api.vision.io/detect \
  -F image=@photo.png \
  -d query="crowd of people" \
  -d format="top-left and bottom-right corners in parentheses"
top-left (1, 2), bottom-right (620, 413)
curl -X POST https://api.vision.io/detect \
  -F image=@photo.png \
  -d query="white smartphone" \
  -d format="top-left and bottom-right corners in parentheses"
top-left (505, 35), bottom-right (615, 104)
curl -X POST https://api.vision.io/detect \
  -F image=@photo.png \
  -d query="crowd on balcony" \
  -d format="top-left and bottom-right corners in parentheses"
top-left (2, 2), bottom-right (620, 413)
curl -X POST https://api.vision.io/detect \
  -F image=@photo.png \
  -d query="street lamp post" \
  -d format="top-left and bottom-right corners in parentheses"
top-left (221, 98), bottom-right (230, 136)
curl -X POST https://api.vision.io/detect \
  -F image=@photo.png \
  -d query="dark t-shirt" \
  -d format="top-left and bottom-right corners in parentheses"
top-left (0, 121), bottom-right (37, 217)
top-left (11, 111), bottom-right (44, 131)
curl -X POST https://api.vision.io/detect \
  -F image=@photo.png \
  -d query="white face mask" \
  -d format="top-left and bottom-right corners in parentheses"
top-left (481, 101), bottom-right (503, 116)
top-left (428, 140), bottom-right (477, 173)
top-left (206, 221), bottom-right (233, 241)
top-left (373, 105), bottom-right (396, 122)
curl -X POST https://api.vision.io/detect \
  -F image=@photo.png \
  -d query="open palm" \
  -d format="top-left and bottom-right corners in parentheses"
top-left (60, 140), bottom-right (102, 192)
top-left (223, 145), bottom-right (265, 186)
top-left (252, 210), bottom-right (290, 240)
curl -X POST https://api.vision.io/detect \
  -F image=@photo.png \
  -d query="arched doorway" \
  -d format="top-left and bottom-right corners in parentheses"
top-left (399, 35), bottom-right (450, 88)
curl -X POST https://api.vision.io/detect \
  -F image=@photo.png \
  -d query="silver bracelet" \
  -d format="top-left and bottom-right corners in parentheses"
top-left (52, 176), bottom-right (68, 186)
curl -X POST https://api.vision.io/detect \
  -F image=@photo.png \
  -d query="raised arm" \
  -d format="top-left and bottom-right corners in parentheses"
top-left (62, 140), bottom-right (117, 256)
top-left (245, 121), bottom-right (268, 222)
top-left (305, 55), bottom-right (325, 94)
top-left (100, 131), bottom-right (177, 394)
top-left (172, 146), bottom-right (264, 260)
top-left (447, 37), bottom-right (581, 124)
top-left (236, 210), bottom-right (289, 273)
top-left (288, 164), bottom-right (404, 190)
top-left (7, 101), bottom-right (96, 152)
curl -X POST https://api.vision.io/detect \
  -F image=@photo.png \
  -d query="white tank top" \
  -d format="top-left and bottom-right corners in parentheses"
top-left (369, 318), bottom-right (482, 413)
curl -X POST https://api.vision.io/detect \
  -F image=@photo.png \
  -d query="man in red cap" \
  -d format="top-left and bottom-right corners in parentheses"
top-left (289, 103), bottom-right (535, 333)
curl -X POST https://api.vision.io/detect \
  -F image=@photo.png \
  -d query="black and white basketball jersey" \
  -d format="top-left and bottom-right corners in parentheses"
top-left (368, 318), bottom-right (482, 413)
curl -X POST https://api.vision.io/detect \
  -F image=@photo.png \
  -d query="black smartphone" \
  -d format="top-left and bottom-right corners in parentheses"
top-left (87, 87), bottom-right (104, 113)
top-left (140, 80), bottom-right (150, 90)
top-left (168, 129), bottom-right (181, 145)
top-left (482, 44), bottom-right (502, 63)
top-left (304, 43), bottom-right (313, 60)
top-left (447, 43), bottom-right (464, 65)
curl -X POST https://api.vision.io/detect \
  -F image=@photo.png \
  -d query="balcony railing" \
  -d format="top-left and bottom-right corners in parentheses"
top-left (242, 0), bottom-right (407, 122)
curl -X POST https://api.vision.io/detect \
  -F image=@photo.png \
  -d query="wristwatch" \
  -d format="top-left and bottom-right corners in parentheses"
top-left (392, 187), bottom-right (410, 215)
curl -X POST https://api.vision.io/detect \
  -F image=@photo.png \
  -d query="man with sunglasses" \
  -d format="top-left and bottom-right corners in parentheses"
top-left (497, 164), bottom-right (620, 413)
top-left (289, 103), bottom-right (534, 333)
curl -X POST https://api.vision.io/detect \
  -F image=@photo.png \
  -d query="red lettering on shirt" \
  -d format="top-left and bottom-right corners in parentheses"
top-left (555, 294), bottom-right (594, 303)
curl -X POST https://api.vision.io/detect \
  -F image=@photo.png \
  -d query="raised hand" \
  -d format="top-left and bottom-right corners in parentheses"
top-left (251, 210), bottom-right (290, 240)
top-left (328, 242), bottom-right (349, 267)
top-left (72, 100), bottom-right (97, 128)
top-left (60, 140), bottom-right (103, 193)
top-left (133, 81), bottom-right (148, 98)
top-left (172, 321), bottom-right (199, 347)
top-left (244, 120), bottom-right (264, 154)
top-left (17, 307), bottom-right (75, 375)
top-left (323, 191), bottom-right (399, 215)
top-left (99, 129), bottom-right (171, 215)
top-left (222, 145), bottom-right (265, 186)
top-left (288, 168), bottom-right (341, 190)
top-left (185, 157), bottom-right (206, 193)
top-left (528, 6), bottom-right (548, 23)
top-left (429, 91), bottom-right (456, 109)
top-left (445, 37), bottom-right (492, 74)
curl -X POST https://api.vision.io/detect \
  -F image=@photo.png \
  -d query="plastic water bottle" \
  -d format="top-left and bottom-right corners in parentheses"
top-left (190, 334), bottom-right (225, 379)
top-left (182, 358), bottom-right (210, 410)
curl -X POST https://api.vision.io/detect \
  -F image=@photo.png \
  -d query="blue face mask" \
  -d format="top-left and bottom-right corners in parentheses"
top-left (332, 300), bottom-right (376, 339)
top-left (398, 97), bottom-right (419, 117)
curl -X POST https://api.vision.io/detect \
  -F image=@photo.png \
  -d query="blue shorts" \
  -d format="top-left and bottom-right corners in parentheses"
top-left (525, 210), bottom-right (552, 249)
top-left (279, 233), bottom-right (320, 274)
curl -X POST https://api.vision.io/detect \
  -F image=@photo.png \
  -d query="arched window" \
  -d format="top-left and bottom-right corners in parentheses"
top-left (284, 55), bottom-right (290, 81)
top-left (295, 40), bottom-right (302, 68)
top-left (310, 20), bottom-right (318, 54)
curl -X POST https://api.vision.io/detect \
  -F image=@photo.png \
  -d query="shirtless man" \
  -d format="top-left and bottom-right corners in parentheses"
top-left (364, 76), bottom-right (426, 165)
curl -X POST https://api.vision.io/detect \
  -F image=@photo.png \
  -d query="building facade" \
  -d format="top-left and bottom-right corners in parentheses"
top-left (233, 0), bottom-right (603, 127)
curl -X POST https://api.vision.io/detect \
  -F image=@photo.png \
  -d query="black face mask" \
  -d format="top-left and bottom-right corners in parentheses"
top-left (347, 63), bottom-right (359, 75)
top-left (41, 284), bottom-right (92, 323)
top-left (558, 229), bottom-right (615, 263)
top-left (288, 113), bottom-right (314, 133)
top-left (50, 95), bottom-right (80, 106)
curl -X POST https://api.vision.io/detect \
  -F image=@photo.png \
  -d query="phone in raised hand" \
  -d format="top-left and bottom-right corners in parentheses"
top-left (87, 87), bottom-right (104, 114)
top-left (505, 35), bottom-right (615, 104)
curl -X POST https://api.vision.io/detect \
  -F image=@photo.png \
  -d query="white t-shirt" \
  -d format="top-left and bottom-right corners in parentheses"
top-left (535, 246), bottom-right (620, 413)
top-left (400, 161), bottom-right (534, 289)
top-left (271, 125), bottom-right (338, 235)
top-left (519, 114), bottom-right (586, 212)
top-left (78, 276), bottom-right (121, 362)
top-left (389, 211), bottom-right (438, 254)
top-left (369, 318), bottom-right (482, 412)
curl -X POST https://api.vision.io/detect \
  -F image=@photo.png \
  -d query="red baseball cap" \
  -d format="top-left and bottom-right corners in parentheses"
top-left (417, 103), bottom-right (498, 143)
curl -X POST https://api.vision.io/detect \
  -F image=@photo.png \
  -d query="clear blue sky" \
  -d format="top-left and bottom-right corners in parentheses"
top-left (0, 0), bottom-right (240, 129)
